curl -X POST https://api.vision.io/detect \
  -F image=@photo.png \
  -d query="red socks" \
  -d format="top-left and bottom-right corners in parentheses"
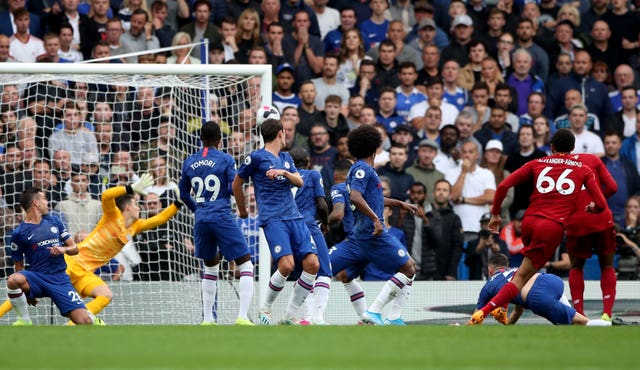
top-left (569, 268), bottom-right (585, 315)
top-left (600, 266), bottom-right (617, 317)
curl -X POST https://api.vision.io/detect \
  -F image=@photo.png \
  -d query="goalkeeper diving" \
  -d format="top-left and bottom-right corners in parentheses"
top-left (0, 174), bottom-right (181, 323)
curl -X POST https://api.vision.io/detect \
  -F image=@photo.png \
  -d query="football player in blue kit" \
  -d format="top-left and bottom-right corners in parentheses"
top-left (7, 187), bottom-right (96, 325)
top-left (332, 125), bottom-right (422, 325)
top-left (475, 253), bottom-right (623, 326)
top-left (289, 147), bottom-right (331, 325)
top-left (233, 118), bottom-right (319, 325)
top-left (179, 121), bottom-right (254, 326)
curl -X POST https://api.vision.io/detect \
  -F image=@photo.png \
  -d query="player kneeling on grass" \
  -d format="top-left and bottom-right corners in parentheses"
top-left (0, 173), bottom-right (181, 324)
top-left (6, 188), bottom-right (97, 325)
top-left (474, 253), bottom-right (630, 326)
top-left (179, 121), bottom-right (254, 326)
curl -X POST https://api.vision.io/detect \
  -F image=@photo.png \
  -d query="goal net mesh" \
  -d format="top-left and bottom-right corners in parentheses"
top-left (0, 68), bottom-right (264, 325)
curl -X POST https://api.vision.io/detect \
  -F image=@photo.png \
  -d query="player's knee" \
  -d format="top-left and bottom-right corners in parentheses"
top-left (303, 254), bottom-right (319, 275)
top-left (6, 274), bottom-right (24, 290)
top-left (399, 259), bottom-right (416, 278)
top-left (335, 270), bottom-right (350, 283)
top-left (277, 257), bottom-right (295, 276)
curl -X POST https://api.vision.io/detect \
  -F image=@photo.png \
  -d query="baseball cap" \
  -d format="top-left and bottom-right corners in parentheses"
top-left (418, 18), bottom-right (436, 30)
top-left (418, 139), bottom-right (439, 150)
top-left (393, 124), bottom-right (412, 134)
top-left (485, 139), bottom-right (503, 152)
top-left (480, 212), bottom-right (492, 223)
top-left (451, 14), bottom-right (473, 28)
top-left (276, 63), bottom-right (295, 76)
top-left (515, 209), bottom-right (526, 220)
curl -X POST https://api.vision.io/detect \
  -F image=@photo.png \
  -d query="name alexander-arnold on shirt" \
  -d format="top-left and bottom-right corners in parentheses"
top-left (190, 160), bottom-right (216, 170)
top-left (537, 158), bottom-right (583, 167)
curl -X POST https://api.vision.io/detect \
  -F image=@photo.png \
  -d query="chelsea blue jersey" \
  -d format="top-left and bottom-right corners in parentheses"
top-left (237, 149), bottom-right (302, 225)
top-left (10, 214), bottom-right (71, 274)
top-left (330, 182), bottom-right (354, 238)
top-left (346, 160), bottom-right (385, 238)
top-left (179, 147), bottom-right (236, 222)
top-left (476, 267), bottom-right (526, 309)
top-left (294, 169), bottom-right (325, 224)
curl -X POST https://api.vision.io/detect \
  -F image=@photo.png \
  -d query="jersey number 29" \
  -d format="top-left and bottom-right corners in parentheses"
top-left (191, 175), bottom-right (221, 202)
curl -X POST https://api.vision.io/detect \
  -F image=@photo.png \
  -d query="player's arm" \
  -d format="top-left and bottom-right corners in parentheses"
top-left (489, 165), bottom-right (532, 233)
top-left (13, 260), bottom-right (25, 272)
top-left (232, 174), bottom-right (248, 218)
top-left (507, 305), bottom-right (524, 325)
top-left (132, 203), bottom-right (180, 234)
top-left (328, 202), bottom-right (345, 225)
top-left (584, 173), bottom-right (607, 214)
top-left (266, 168), bottom-right (304, 187)
top-left (315, 196), bottom-right (329, 231)
top-left (384, 197), bottom-right (423, 217)
top-left (177, 173), bottom-right (197, 212)
top-left (48, 238), bottom-right (79, 256)
top-left (350, 189), bottom-right (383, 236)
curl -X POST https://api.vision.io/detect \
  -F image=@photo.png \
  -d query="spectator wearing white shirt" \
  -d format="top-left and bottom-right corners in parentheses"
top-left (569, 103), bottom-right (605, 156)
top-left (9, 8), bottom-right (44, 62)
top-left (310, 0), bottom-right (340, 40)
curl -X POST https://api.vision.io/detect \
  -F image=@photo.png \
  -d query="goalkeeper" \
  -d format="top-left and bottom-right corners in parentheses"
top-left (0, 174), bottom-right (181, 322)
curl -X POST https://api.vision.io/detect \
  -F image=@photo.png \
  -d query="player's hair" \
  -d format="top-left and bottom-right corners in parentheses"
top-left (200, 121), bottom-right (221, 147)
top-left (116, 194), bottom-right (136, 212)
top-left (260, 118), bottom-right (283, 143)
top-left (19, 187), bottom-right (43, 212)
top-left (551, 128), bottom-right (575, 153)
top-left (289, 147), bottom-right (309, 168)
top-left (334, 159), bottom-right (353, 174)
top-left (348, 124), bottom-right (381, 159)
top-left (488, 253), bottom-right (509, 268)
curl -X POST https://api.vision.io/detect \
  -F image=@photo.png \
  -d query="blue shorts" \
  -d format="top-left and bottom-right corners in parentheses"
top-left (308, 222), bottom-right (332, 277)
top-left (194, 215), bottom-right (250, 262)
top-left (331, 231), bottom-right (409, 280)
top-left (20, 270), bottom-right (86, 316)
top-left (330, 238), bottom-right (368, 281)
top-left (526, 273), bottom-right (576, 325)
top-left (263, 219), bottom-right (317, 263)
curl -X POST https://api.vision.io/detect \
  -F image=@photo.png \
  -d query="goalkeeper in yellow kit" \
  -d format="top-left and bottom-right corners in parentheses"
top-left (0, 174), bottom-right (181, 322)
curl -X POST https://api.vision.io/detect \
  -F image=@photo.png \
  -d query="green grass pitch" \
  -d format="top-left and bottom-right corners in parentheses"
top-left (1, 325), bottom-right (638, 370)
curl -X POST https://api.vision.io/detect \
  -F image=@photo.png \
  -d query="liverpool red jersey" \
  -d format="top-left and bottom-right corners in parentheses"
top-left (492, 153), bottom-right (607, 225)
top-left (565, 154), bottom-right (617, 235)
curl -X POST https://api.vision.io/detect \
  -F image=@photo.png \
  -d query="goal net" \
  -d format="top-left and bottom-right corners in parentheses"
top-left (0, 63), bottom-right (272, 325)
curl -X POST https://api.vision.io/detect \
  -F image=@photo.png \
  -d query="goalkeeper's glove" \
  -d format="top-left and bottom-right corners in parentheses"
top-left (129, 173), bottom-right (154, 196)
top-left (171, 183), bottom-right (183, 208)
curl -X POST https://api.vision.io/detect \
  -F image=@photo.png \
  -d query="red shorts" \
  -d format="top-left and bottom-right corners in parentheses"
top-left (566, 226), bottom-right (617, 259)
top-left (521, 215), bottom-right (565, 269)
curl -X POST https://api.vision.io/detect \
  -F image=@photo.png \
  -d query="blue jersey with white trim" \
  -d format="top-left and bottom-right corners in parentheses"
top-left (179, 147), bottom-right (236, 221)
top-left (347, 160), bottom-right (385, 238)
top-left (237, 149), bottom-right (302, 225)
top-left (10, 214), bottom-right (71, 274)
top-left (294, 169), bottom-right (325, 224)
top-left (476, 267), bottom-right (526, 309)
top-left (330, 182), bottom-right (354, 238)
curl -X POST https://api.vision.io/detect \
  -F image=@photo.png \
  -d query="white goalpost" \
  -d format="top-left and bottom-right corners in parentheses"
top-left (0, 63), bottom-right (272, 325)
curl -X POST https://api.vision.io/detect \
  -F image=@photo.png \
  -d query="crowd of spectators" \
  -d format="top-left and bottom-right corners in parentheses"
top-left (2, 0), bottom-right (640, 281)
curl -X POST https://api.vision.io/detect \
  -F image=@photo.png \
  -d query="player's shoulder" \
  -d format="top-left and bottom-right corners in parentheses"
top-left (43, 213), bottom-right (62, 225)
